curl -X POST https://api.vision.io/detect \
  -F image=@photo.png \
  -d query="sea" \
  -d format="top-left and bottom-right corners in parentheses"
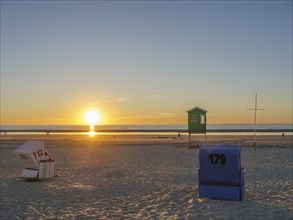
top-left (0, 124), bottom-right (292, 135)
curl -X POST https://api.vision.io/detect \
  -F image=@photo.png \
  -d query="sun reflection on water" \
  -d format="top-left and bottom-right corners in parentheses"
top-left (84, 110), bottom-right (101, 137)
top-left (88, 130), bottom-right (96, 137)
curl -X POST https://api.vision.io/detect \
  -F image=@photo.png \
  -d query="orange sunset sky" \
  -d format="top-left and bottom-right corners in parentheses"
top-left (1, 1), bottom-right (292, 126)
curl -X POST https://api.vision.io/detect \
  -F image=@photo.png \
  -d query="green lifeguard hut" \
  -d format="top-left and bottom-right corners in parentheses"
top-left (187, 107), bottom-right (207, 144)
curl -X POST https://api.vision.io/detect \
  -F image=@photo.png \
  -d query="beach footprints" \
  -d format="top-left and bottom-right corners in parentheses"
top-left (133, 185), bottom-right (202, 219)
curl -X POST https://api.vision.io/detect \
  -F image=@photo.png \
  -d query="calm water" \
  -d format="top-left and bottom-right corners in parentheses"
top-left (0, 124), bottom-right (292, 131)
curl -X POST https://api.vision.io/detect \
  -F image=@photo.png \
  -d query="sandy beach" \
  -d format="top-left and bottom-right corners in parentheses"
top-left (0, 134), bottom-right (292, 219)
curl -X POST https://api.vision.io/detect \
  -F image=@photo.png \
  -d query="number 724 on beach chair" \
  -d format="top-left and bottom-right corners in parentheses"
top-left (198, 145), bottom-right (244, 201)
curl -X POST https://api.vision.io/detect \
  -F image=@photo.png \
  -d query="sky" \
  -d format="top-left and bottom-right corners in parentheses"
top-left (0, 0), bottom-right (292, 125)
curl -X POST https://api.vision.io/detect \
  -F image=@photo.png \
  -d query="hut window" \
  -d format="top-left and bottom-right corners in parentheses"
top-left (200, 114), bottom-right (205, 124)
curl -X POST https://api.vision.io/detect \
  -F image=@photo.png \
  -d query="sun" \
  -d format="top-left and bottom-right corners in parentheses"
top-left (84, 110), bottom-right (101, 130)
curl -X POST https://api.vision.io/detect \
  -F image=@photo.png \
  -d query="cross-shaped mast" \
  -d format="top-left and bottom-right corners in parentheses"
top-left (247, 93), bottom-right (265, 150)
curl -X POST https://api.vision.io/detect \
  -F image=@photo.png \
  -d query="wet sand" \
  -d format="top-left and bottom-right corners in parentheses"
top-left (1, 134), bottom-right (292, 219)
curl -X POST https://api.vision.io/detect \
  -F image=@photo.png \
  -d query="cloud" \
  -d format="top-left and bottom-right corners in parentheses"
top-left (114, 113), bottom-right (180, 121)
top-left (84, 102), bottom-right (99, 106)
top-left (158, 113), bottom-right (176, 117)
top-left (113, 115), bottom-right (158, 121)
top-left (31, 117), bottom-right (72, 123)
top-left (144, 95), bottom-right (164, 100)
top-left (117, 97), bottom-right (129, 102)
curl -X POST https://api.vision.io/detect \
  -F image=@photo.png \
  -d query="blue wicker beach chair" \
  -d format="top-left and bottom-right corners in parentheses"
top-left (198, 145), bottom-right (244, 201)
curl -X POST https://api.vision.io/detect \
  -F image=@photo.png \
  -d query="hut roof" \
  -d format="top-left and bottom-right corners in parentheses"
top-left (187, 107), bottom-right (207, 113)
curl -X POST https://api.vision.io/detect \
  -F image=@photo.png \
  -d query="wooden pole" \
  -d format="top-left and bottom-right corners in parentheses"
top-left (247, 93), bottom-right (264, 151)
top-left (254, 93), bottom-right (257, 151)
